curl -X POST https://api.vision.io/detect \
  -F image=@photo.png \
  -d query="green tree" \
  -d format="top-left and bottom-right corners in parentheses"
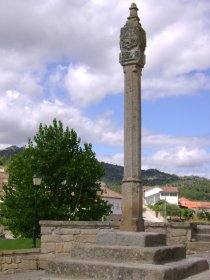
top-left (2, 119), bottom-right (111, 237)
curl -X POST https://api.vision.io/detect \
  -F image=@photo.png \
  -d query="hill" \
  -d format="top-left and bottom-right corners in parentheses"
top-left (0, 146), bottom-right (24, 162)
top-left (102, 162), bottom-right (179, 186)
top-left (1, 146), bottom-right (210, 201)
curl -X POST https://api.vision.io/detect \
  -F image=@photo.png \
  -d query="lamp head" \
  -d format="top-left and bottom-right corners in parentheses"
top-left (33, 174), bottom-right (42, 186)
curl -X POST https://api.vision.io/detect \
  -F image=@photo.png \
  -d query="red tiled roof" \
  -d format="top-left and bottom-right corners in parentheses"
top-left (100, 184), bottom-right (122, 199)
top-left (101, 187), bottom-right (122, 199)
top-left (179, 197), bottom-right (210, 209)
top-left (160, 186), bottom-right (178, 193)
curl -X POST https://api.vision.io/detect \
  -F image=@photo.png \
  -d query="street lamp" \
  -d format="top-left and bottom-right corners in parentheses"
top-left (96, 189), bottom-right (102, 221)
top-left (32, 174), bottom-right (42, 248)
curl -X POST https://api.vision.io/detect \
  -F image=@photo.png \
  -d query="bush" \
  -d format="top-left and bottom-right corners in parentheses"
top-left (197, 210), bottom-right (210, 221)
top-left (180, 208), bottom-right (195, 220)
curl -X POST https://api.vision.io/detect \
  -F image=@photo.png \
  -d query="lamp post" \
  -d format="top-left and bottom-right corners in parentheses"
top-left (96, 189), bottom-right (102, 221)
top-left (32, 174), bottom-right (42, 248)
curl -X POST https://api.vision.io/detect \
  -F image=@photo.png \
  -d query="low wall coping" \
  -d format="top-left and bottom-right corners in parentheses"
top-left (145, 221), bottom-right (192, 229)
top-left (39, 220), bottom-right (120, 228)
top-left (0, 248), bottom-right (40, 256)
top-left (145, 222), bottom-right (168, 228)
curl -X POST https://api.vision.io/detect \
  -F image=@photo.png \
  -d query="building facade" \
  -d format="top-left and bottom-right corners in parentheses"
top-left (100, 183), bottom-right (122, 215)
top-left (0, 166), bottom-right (8, 200)
top-left (144, 186), bottom-right (179, 206)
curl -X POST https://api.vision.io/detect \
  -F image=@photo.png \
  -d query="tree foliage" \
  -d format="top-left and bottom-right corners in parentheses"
top-left (2, 119), bottom-right (111, 237)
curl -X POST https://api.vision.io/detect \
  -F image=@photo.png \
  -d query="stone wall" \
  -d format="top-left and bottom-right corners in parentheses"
top-left (145, 221), bottom-right (196, 251)
top-left (0, 249), bottom-right (40, 274)
top-left (39, 220), bottom-right (119, 269)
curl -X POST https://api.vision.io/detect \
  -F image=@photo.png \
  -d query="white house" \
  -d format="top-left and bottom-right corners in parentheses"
top-left (144, 186), bottom-right (179, 206)
top-left (100, 183), bottom-right (122, 215)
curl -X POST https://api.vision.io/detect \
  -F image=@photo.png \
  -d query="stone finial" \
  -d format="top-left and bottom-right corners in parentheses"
top-left (128, 3), bottom-right (139, 20)
top-left (119, 3), bottom-right (146, 68)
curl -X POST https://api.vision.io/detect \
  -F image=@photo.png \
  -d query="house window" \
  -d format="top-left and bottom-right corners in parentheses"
top-left (161, 193), bottom-right (167, 196)
top-left (161, 192), bottom-right (177, 197)
top-left (170, 193), bottom-right (177, 196)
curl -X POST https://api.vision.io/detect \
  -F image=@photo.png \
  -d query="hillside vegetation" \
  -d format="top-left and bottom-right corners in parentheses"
top-left (102, 163), bottom-right (179, 187)
top-left (1, 147), bottom-right (210, 201)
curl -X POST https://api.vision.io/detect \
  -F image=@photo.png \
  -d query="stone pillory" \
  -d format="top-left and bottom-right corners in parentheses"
top-left (119, 3), bottom-right (146, 232)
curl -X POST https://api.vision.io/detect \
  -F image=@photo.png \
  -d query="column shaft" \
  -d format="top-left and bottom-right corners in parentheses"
top-left (120, 65), bottom-right (144, 232)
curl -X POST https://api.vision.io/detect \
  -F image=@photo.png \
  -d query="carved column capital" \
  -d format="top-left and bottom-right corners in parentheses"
top-left (119, 3), bottom-right (146, 68)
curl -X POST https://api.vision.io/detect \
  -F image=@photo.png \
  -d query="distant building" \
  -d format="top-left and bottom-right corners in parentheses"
top-left (0, 166), bottom-right (8, 200)
top-left (143, 186), bottom-right (179, 206)
top-left (100, 182), bottom-right (122, 215)
top-left (179, 197), bottom-right (210, 211)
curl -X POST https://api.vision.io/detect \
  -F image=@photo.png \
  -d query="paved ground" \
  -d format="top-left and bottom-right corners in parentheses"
top-left (0, 271), bottom-right (45, 280)
top-left (143, 205), bottom-right (163, 222)
top-left (0, 271), bottom-right (91, 280)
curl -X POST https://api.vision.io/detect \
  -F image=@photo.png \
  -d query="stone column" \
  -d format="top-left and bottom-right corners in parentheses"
top-left (119, 3), bottom-right (146, 231)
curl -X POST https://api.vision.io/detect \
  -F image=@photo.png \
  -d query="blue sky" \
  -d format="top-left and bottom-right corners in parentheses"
top-left (0, 0), bottom-right (210, 178)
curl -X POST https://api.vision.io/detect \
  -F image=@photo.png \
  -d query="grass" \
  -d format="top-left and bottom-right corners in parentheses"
top-left (0, 238), bottom-right (41, 250)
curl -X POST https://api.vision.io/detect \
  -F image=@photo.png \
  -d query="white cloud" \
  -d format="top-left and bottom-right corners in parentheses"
top-left (142, 0), bottom-right (210, 99)
top-left (142, 146), bottom-right (210, 179)
top-left (0, 91), bottom-right (123, 148)
top-left (98, 153), bottom-right (124, 166)
top-left (145, 147), bottom-right (210, 168)
top-left (65, 64), bottom-right (122, 107)
top-left (141, 130), bottom-right (210, 177)
top-left (6, 90), bottom-right (20, 100)
top-left (142, 129), bottom-right (210, 149)
top-left (142, 72), bottom-right (210, 100)
top-left (143, 0), bottom-right (210, 72)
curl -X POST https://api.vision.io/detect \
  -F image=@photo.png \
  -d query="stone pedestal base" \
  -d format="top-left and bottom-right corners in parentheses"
top-left (120, 180), bottom-right (144, 232)
top-left (46, 231), bottom-right (209, 280)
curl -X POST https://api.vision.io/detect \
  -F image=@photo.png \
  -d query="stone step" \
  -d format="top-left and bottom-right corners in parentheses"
top-left (184, 268), bottom-right (210, 280)
top-left (197, 225), bottom-right (210, 234)
top-left (71, 243), bottom-right (186, 264)
top-left (196, 233), bottom-right (210, 242)
top-left (46, 256), bottom-right (208, 280)
top-left (41, 275), bottom-right (94, 280)
top-left (96, 231), bottom-right (166, 247)
top-left (1, 268), bottom-right (210, 280)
